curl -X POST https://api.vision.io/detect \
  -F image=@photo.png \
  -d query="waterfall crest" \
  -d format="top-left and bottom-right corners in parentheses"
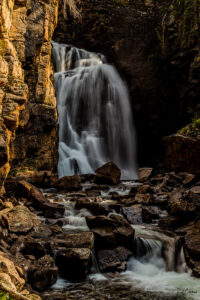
top-left (52, 41), bottom-right (137, 179)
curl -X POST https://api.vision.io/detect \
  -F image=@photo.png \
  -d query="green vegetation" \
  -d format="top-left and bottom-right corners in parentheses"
top-left (159, 0), bottom-right (200, 48)
top-left (0, 291), bottom-right (15, 300)
top-left (178, 118), bottom-right (200, 138)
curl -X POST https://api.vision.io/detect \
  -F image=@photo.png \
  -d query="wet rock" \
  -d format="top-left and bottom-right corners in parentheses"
top-left (53, 232), bottom-right (94, 249)
top-left (30, 223), bottom-right (52, 239)
top-left (22, 237), bottom-right (47, 259)
top-left (183, 173), bottom-right (196, 186)
top-left (158, 216), bottom-right (185, 230)
top-left (54, 175), bottom-right (81, 191)
top-left (94, 162), bottom-right (121, 185)
top-left (138, 184), bottom-right (152, 194)
top-left (190, 186), bottom-right (200, 194)
top-left (142, 206), bottom-right (161, 223)
top-left (168, 191), bottom-right (196, 215)
top-left (97, 247), bottom-right (132, 272)
top-left (183, 221), bottom-right (200, 277)
top-left (55, 248), bottom-right (91, 281)
top-left (134, 193), bottom-right (151, 204)
top-left (86, 215), bottom-right (134, 249)
top-left (28, 255), bottom-right (58, 292)
top-left (5, 205), bottom-right (40, 234)
top-left (122, 205), bottom-right (143, 224)
top-left (75, 199), bottom-right (108, 216)
top-left (153, 193), bottom-right (169, 207)
top-left (138, 168), bottom-right (153, 181)
top-left (17, 180), bottom-right (65, 218)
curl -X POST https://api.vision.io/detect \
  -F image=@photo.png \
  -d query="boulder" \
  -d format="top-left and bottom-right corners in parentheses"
top-left (94, 162), bottom-right (121, 185)
top-left (52, 232), bottom-right (94, 250)
top-left (168, 191), bottom-right (196, 215)
top-left (28, 255), bottom-right (58, 292)
top-left (21, 237), bottom-right (47, 259)
top-left (86, 214), bottom-right (134, 249)
top-left (163, 134), bottom-right (200, 174)
top-left (158, 215), bottom-right (185, 230)
top-left (55, 248), bottom-right (91, 281)
top-left (182, 173), bottom-right (196, 186)
top-left (75, 199), bottom-right (108, 216)
top-left (17, 180), bottom-right (65, 218)
top-left (183, 221), bottom-right (200, 277)
top-left (122, 205), bottom-right (143, 224)
top-left (142, 206), bottom-right (161, 223)
top-left (0, 251), bottom-right (25, 290)
top-left (134, 193), bottom-right (151, 204)
top-left (5, 205), bottom-right (40, 234)
top-left (138, 168), bottom-right (153, 181)
top-left (53, 174), bottom-right (81, 191)
top-left (97, 247), bottom-right (132, 272)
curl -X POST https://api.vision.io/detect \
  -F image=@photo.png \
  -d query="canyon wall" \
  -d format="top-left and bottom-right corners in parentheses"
top-left (0, 0), bottom-right (59, 193)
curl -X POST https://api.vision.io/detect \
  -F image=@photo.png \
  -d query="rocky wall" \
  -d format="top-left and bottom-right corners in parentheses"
top-left (0, 0), bottom-right (59, 193)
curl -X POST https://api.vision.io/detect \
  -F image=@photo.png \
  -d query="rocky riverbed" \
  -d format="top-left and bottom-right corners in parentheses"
top-left (1, 162), bottom-right (200, 299)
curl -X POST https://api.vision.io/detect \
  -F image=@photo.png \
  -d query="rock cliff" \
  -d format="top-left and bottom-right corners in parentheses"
top-left (0, 0), bottom-right (59, 193)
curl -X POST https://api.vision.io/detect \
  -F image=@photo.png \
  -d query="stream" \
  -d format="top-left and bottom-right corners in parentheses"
top-left (41, 185), bottom-right (200, 300)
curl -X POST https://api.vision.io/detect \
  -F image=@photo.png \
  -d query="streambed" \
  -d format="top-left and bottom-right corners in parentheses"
top-left (40, 184), bottom-right (200, 300)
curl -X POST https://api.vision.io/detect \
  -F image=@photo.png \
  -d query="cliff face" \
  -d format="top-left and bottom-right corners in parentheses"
top-left (0, 0), bottom-right (59, 193)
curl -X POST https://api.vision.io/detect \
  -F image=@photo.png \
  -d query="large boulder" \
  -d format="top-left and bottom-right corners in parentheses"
top-left (28, 255), bottom-right (58, 292)
top-left (94, 162), bottom-right (121, 185)
top-left (97, 247), bottom-right (132, 272)
top-left (55, 248), bottom-right (91, 281)
top-left (53, 174), bottom-right (81, 191)
top-left (86, 214), bottom-right (134, 249)
top-left (168, 190), bottom-right (196, 216)
top-left (17, 180), bottom-right (65, 218)
top-left (183, 220), bottom-right (200, 277)
top-left (163, 134), bottom-right (200, 174)
top-left (4, 205), bottom-right (40, 234)
top-left (122, 205), bottom-right (143, 224)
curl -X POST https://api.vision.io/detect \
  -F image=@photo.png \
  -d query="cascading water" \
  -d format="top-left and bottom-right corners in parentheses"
top-left (52, 41), bottom-right (137, 179)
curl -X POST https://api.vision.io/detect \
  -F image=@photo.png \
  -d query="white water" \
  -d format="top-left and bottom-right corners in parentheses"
top-left (120, 225), bottom-right (200, 299)
top-left (52, 41), bottom-right (137, 179)
top-left (46, 192), bottom-right (200, 299)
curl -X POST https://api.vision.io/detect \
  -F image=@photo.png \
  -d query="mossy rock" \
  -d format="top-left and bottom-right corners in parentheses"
top-left (178, 118), bottom-right (200, 139)
top-left (0, 291), bottom-right (15, 300)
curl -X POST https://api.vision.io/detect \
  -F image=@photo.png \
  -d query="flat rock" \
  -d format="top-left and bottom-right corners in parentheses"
top-left (5, 205), bottom-right (40, 234)
top-left (54, 232), bottom-right (94, 249)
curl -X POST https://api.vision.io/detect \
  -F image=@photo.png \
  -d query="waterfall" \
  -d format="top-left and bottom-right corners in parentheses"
top-left (132, 225), bottom-right (189, 274)
top-left (52, 41), bottom-right (137, 179)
